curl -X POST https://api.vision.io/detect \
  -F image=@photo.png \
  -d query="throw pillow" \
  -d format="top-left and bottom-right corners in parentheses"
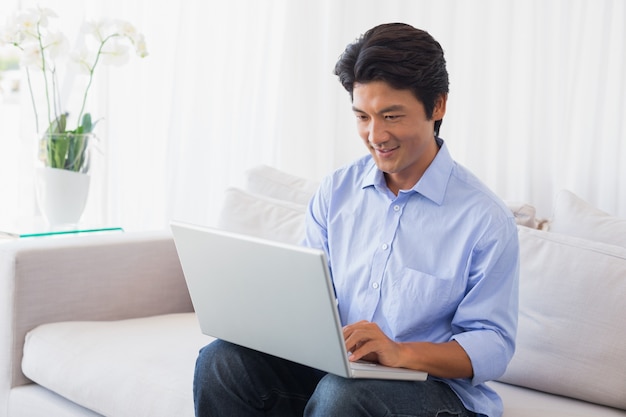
top-left (505, 201), bottom-right (539, 228)
top-left (244, 164), bottom-right (319, 206)
top-left (217, 187), bottom-right (307, 245)
top-left (498, 226), bottom-right (626, 409)
top-left (549, 189), bottom-right (626, 248)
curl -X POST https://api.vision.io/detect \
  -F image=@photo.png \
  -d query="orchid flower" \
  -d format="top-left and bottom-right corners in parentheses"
top-left (0, 7), bottom-right (148, 138)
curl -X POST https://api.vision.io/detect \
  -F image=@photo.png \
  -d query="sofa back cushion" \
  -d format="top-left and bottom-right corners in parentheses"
top-left (244, 164), bottom-right (319, 206)
top-left (549, 189), bottom-right (626, 248)
top-left (217, 187), bottom-right (307, 245)
top-left (498, 226), bottom-right (626, 409)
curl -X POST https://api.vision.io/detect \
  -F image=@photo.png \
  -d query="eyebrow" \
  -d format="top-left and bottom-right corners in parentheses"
top-left (351, 104), bottom-right (406, 114)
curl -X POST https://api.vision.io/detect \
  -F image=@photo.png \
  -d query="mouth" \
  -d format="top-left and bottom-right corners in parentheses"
top-left (372, 145), bottom-right (399, 158)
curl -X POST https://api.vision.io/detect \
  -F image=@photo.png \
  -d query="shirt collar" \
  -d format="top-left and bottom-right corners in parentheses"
top-left (360, 138), bottom-right (453, 205)
top-left (414, 138), bottom-right (453, 205)
top-left (361, 162), bottom-right (383, 189)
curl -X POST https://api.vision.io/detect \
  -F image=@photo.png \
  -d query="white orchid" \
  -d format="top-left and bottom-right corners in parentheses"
top-left (100, 40), bottom-right (131, 66)
top-left (0, 6), bottom-right (148, 148)
top-left (19, 43), bottom-right (44, 68)
top-left (14, 9), bottom-right (41, 38)
top-left (1, 20), bottom-right (21, 44)
top-left (69, 46), bottom-right (96, 75)
top-left (117, 20), bottom-right (138, 40)
top-left (134, 34), bottom-right (149, 58)
top-left (44, 31), bottom-right (69, 60)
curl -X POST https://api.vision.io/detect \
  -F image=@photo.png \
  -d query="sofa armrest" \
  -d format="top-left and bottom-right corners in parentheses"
top-left (0, 230), bottom-right (192, 390)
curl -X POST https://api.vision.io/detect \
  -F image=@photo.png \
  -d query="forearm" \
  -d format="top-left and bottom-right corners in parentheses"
top-left (344, 321), bottom-right (474, 379)
top-left (398, 340), bottom-right (473, 379)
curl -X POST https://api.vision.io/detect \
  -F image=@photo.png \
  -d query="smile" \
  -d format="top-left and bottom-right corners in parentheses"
top-left (372, 145), bottom-right (399, 156)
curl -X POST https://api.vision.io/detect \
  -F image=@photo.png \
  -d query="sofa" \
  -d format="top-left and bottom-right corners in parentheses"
top-left (1, 164), bottom-right (625, 417)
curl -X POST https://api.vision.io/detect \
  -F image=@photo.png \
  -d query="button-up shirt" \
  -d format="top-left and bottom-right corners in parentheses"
top-left (303, 139), bottom-right (519, 417)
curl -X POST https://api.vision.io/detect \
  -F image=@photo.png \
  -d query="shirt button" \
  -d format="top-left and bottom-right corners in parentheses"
top-left (381, 243), bottom-right (388, 250)
top-left (372, 282), bottom-right (379, 289)
top-left (393, 205), bottom-right (400, 212)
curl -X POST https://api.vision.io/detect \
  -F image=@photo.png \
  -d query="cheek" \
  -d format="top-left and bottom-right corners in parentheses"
top-left (359, 133), bottom-right (371, 149)
top-left (356, 124), bottom-right (369, 143)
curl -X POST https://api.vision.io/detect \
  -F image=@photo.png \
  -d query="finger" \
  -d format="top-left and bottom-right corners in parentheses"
top-left (345, 333), bottom-right (376, 359)
top-left (342, 320), bottom-right (368, 336)
top-left (348, 339), bottom-right (378, 362)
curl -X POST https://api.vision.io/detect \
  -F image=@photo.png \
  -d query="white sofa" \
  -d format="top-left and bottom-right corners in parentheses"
top-left (1, 165), bottom-right (626, 417)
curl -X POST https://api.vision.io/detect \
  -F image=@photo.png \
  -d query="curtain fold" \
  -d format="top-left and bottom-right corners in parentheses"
top-left (3, 0), bottom-right (625, 230)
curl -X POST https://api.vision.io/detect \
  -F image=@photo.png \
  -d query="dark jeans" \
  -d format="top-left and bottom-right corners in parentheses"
top-left (194, 340), bottom-right (476, 417)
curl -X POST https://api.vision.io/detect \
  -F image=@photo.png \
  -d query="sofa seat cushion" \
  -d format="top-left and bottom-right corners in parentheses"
top-left (489, 382), bottom-right (626, 417)
top-left (22, 313), bottom-right (214, 417)
top-left (498, 227), bottom-right (626, 410)
top-left (8, 384), bottom-right (103, 417)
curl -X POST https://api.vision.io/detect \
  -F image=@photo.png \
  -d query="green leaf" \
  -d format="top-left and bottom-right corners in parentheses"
top-left (49, 136), bottom-right (69, 169)
top-left (80, 113), bottom-right (93, 133)
top-left (46, 113), bottom-right (68, 135)
top-left (66, 134), bottom-right (77, 170)
top-left (66, 134), bottom-right (89, 171)
top-left (41, 114), bottom-right (93, 172)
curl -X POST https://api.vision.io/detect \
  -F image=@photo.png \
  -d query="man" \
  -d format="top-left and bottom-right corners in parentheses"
top-left (194, 23), bottom-right (519, 417)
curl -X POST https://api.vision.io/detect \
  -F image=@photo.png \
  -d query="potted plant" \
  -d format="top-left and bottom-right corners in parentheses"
top-left (1, 7), bottom-right (148, 225)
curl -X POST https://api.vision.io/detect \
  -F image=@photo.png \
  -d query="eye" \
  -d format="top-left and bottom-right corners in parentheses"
top-left (384, 114), bottom-right (402, 121)
top-left (355, 113), bottom-right (369, 122)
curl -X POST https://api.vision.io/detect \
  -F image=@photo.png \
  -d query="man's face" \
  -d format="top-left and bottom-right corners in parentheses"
top-left (352, 80), bottom-right (446, 193)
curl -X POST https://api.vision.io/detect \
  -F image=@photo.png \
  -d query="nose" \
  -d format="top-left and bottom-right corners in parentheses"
top-left (367, 119), bottom-right (389, 147)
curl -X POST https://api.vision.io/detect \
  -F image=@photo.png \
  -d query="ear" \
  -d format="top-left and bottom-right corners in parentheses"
top-left (432, 93), bottom-right (447, 120)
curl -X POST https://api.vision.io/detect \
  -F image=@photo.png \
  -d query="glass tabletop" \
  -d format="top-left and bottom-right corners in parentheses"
top-left (0, 217), bottom-right (124, 239)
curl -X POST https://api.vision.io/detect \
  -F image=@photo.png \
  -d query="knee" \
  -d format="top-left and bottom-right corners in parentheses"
top-left (195, 339), bottom-right (247, 383)
top-left (194, 339), bottom-right (259, 408)
top-left (311, 374), bottom-right (348, 397)
top-left (305, 375), bottom-right (369, 416)
top-left (195, 340), bottom-right (223, 371)
top-left (194, 340), bottom-right (263, 415)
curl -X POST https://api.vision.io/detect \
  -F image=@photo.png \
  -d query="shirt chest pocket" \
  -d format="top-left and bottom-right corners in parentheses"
top-left (386, 267), bottom-right (458, 339)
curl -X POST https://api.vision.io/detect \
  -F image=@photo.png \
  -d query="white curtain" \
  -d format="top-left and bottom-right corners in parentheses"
top-left (2, 0), bottom-right (625, 231)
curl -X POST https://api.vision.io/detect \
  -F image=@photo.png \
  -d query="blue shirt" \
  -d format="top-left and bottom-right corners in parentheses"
top-left (303, 139), bottom-right (519, 417)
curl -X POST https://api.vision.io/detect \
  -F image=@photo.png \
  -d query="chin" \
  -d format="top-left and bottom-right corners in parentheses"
top-left (373, 160), bottom-right (399, 174)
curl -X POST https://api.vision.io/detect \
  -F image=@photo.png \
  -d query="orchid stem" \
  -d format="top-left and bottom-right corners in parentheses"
top-left (25, 68), bottom-right (40, 134)
top-left (36, 19), bottom-right (54, 130)
top-left (76, 34), bottom-right (118, 131)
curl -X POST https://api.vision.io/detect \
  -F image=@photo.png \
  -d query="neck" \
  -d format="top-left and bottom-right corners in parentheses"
top-left (384, 139), bottom-right (440, 195)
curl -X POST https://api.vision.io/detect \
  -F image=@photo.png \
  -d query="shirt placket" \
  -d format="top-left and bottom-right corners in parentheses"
top-left (364, 197), bottom-right (405, 321)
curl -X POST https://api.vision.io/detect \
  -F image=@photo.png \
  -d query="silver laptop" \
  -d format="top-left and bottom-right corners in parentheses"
top-left (170, 221), bottom-right (427, 381)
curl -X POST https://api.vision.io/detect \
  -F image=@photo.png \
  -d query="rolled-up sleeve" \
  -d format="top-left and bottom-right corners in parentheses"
top-left (452, 219), bottom-right (520, 385)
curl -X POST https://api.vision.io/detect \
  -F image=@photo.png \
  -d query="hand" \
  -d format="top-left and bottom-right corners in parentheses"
top-left (344, 320), bottom-right (474, 378)
top-left (342, 320), bottom-right (403, 367)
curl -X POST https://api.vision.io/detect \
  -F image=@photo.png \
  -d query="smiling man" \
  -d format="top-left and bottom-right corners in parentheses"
top-left (350, 81), bottom-right (444, 195)
top-left (193, 23), bottom-right (519, 417)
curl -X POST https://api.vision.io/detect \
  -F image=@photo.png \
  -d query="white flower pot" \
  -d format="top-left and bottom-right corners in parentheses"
top-left (36, 167), bottom-right (91, 226)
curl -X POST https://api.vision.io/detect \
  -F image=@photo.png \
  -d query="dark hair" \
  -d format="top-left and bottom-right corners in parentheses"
top-left (334, 23), bottom-right (449, 136)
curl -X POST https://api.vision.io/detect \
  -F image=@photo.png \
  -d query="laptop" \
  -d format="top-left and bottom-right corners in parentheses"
top-left (170, 221), bottom-right (427, 381)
